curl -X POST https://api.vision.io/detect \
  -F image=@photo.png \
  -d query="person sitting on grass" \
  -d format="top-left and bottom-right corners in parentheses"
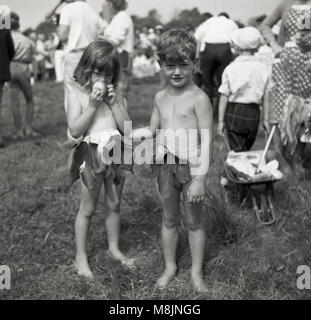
top-left (67, 40), bottom-right (134, 279)
top-left (131, 29), bottom-right (213, 293)
top-left (217, 27), bottom-right (270, 151)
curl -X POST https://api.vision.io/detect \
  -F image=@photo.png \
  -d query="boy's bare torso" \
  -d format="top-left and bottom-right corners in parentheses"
top-left (155, 85), bottom-right (203, 155)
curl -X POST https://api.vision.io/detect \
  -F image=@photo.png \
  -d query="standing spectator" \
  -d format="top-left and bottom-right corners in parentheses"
top-left (57, 0), bottom-right (105, 146)
top-left (195, 12), bottom-right (238, 110)
top-left (260, 0), bottom-right (311, 168)
top-left (58, 0), bottom-right (105, 111)
top-left (101, 0), bottom-right (134, 104)
top-left (155, 25), bottom-right (164, 45)
top-left (0, 4), bottom-right (15, 147)
top-left (147, 28), bottom-right (157, 47)
top-left (35, 33), bottom-right (49, 81)
top-left (139, 27), bottom-right (152, 50)
top-left (28, 32), bottom-right (38, 83)
top-left (9, 12), bottom-right (38, 139)
top-left (0, 27), bottom-right (15, 147)
top-left (44, 34), bottom-right (58, 80)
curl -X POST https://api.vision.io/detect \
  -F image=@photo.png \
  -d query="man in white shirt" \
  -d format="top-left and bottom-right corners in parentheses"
top-left (58, 0), bottom-right (105, 111)
top-left (195, 12), bottom-right (238, 108)
top-left (101, 0), bottom-right (134, 102)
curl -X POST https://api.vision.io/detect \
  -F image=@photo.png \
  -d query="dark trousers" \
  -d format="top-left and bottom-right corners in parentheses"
top-left (225, 102), bottom-right (260, 152)
top-left (200, 43), bottom-right (234, 106)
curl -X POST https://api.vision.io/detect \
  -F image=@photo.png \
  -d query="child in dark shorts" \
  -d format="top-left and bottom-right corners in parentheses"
top-left (218, 27), bottom-right (269, 151)
top-left (132, 29), bottom-right (213, 293)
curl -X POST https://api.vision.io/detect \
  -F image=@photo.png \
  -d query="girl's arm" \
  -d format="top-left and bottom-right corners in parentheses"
top-left (107, 86), bottom-right (131, 136)
top-left (67, 86), bottom-right (102, 139)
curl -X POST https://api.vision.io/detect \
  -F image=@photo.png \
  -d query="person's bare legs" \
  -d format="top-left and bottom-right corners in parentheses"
top-left (104, 174), bottom-right (135, 268)
top-left (75, 175), bottom-right (103, 278)
top-left (156, 186), bottom-right (180, 289)
top-left (183, 185), bottom-right (207, 293)
top-left (21, 78), bottom-right (36, 137)
top-left (0, 82), bottom-right (4, 146)
top-left (9, 86), bottom-right (25, 139)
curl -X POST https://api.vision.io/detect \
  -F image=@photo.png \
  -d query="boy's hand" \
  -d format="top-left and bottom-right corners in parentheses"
top-left (105, 84), bottom-right (117, 106)
top-left (217, 121), bottom-right (225, 136)
top-left (187, 179), bottom-right (205, 204)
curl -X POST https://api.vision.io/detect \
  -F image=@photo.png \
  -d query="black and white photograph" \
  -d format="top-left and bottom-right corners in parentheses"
top-left (0, 0), bottom-right (311, 302)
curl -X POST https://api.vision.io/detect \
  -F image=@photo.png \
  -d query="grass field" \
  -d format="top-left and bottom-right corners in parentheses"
top-left (0, 79), bottom-right (311, 300)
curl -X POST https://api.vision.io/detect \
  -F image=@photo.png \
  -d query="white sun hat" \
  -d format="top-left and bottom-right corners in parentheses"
top-left (230, 26), bottom-right (263, 50)
top-left (0, 5), bottom-right (11, 18)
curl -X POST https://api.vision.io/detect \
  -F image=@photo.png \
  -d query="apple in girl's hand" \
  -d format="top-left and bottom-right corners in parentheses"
top-left (92, 81), bottom-right (107, 98)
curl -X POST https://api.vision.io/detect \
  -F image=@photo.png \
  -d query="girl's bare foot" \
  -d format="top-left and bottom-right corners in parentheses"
top-left (156, 267), bottom-right (176, 289)
top-left (107, 250), bottom-right (136, 270)
top-left (74, 257), bottom-right (94, 279)
top-left (191, 272), bottom-right (208, 294)
top-left (25, 128), bottom-right (40, 138)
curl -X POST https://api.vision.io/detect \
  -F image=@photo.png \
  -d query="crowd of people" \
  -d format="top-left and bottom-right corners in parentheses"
top-left (1, 0), bottom-right (311, 293)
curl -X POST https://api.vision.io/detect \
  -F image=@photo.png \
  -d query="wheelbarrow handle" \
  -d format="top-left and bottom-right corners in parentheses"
top-left (256, 124), bottom-right (277, 174)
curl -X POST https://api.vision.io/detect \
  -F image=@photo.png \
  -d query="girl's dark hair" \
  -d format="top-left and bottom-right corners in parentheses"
top-left (74, 40), bottom-right (121, 88)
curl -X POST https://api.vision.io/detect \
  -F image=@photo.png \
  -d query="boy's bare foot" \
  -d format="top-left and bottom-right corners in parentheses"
top-left (191, 272), bottom-right (208, 294)
top-left (107, 250), bottom-right (136, 270)
top-left (74, 258), bottom-right (94, 279)
top-left (12, 130), bottom-right (25, 140)
top-left (156, 268), bottom-right (176, 289)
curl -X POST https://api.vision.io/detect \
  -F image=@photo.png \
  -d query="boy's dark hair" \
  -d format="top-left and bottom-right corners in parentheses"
top-left (74, 40), bottom-right (121, 88)
top-left (157, 29), bottom-right (197, 64)
top-left (218, 12), bottom-right (230, 19)
top-left (107, 0), bottom-right (127, 12)
top-left (10, 12), bottom-right (20, 30)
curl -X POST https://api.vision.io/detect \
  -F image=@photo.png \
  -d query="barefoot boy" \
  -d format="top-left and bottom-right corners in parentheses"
top-left (132, 29), bottom-right (213, 292)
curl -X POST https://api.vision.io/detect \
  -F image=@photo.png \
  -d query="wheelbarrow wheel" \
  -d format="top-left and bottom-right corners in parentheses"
top-left (260, 195), bottom-right (270, 223)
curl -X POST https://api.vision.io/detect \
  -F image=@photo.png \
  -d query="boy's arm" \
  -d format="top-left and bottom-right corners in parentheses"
top-left (131, 100), bottom-right (161, 140)
top-left (218, 68), bottom-right (230, 135)
top-left (218, 94), bottom-right (229, 135)
top-left (187, 93), bottom-right (213, 203)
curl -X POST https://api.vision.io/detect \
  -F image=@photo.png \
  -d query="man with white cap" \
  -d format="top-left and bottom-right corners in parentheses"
top-left (217, 27), bottom-right (269, 152)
